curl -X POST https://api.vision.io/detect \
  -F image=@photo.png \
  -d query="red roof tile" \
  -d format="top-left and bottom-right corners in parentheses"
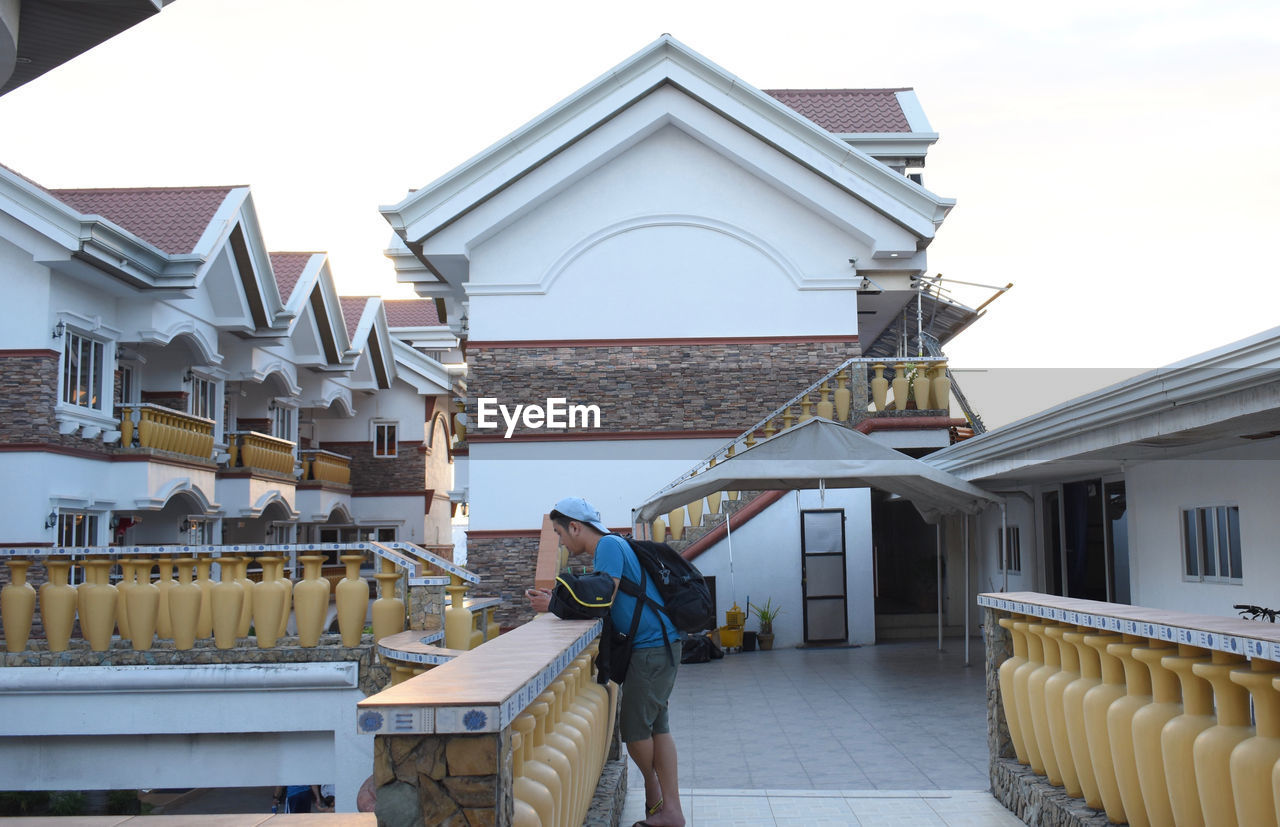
top-left (383, 299), bottom-right (441, 329)
top-left (268, 252), bottom-right (316, 302)
top-left (49, 186), bottom-right (237, 255)
top-left (764, 89), bottom-right (911, 134)
top-left (339, 296), bottom-right (372, 339)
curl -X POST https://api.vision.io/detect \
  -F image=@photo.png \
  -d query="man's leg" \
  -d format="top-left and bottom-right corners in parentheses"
top-left (625, 737), bottom-right (663, 813)
top-left (649, 732), bottom-right (683, 825)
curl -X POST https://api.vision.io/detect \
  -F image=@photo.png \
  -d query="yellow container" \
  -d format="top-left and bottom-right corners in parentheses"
top-left (719, 625), bottom-right (743, 649)
top-left (725, 604), bottom-right (746, 629)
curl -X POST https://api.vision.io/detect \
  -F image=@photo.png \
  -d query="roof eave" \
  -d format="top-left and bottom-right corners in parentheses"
top-left (382, 35), bottom-right (955, 251)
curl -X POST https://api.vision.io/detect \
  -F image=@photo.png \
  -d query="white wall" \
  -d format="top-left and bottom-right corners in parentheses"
top-left (467, 122), bottom-right (871, 341)
top-left (1127, 458), bottom-right (1280, 615)
top-left (691, 489), bottom-right (874, 647)
top-left (0, 233), bottom-right (52, 348)
top-left (0, 662), bottom-right (371, 813)
top-left (319, 382), bottom-right (424, 443)
top-left (468, 437), bottom-right (727, 531)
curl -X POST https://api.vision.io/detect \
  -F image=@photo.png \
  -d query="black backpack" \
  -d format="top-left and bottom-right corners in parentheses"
top-left (618, 538), bottom-right (715, 634)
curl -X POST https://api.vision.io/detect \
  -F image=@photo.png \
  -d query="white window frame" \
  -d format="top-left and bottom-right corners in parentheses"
top-left (1181, 504), bottom-right (1243, 584)
top-left (53, 314), bottom-right (121, 435)
top-left (56, 511), bottom-right (102, 547)
top-left (271, 402), bottom-right (297, 443)
top-left (373, 420), bottom-right (398, 458)
top-left (188, 373), bottom-right (219, 422)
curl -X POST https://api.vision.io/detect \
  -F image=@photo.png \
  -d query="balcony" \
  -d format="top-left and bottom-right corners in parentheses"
top-left (300, 449), bottom-right (352, 486)
top-left (226, 430), bottom-right (296, 476)
top-left (982, 591), bottom-right (1280, 825)
top-left (118, 403), bottom-right (215, 463)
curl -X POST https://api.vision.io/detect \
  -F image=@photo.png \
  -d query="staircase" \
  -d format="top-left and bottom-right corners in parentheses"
top-left (662, 490), bottom-right (768, 556)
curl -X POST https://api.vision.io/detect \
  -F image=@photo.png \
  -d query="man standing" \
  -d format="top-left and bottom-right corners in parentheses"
top-left (527, 496), bottom-right (685, 827)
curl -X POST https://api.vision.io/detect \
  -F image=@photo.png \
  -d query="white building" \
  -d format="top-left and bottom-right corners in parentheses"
top-left (927, 326), bottom-right (1280, 619)
top-left (382, 35), bottom-right (985, 644)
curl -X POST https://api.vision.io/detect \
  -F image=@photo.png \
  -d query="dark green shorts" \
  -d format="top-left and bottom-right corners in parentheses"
top-left (619, 640), bottom-right (681, 743)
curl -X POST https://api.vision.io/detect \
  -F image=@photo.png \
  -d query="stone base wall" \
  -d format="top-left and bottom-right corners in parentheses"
top-left (322, 440), bottom-right (427, 493)
top-left (990, 759), bottom-right (1110, 827)
top-left (984, 606), bottom-right (1110, 826)
top-left (374, 729), bottom-right (510, 827)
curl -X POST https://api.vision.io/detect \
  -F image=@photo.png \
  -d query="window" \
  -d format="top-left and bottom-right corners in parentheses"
top-left (271, 404), bottom-right (295, 442)
top-left (998, 525), bottom-right (1022, 573)
top-left (374, 421), bottom-right (398, 458)
top-left (189, 375), bottom-right (218, 421)
top-left (61, 330), bottom-right (107, 411)
top-left (56, 512), bottom-right (99, 546)
top-left (118, 364), bottom-right (137, 405)
top-left (1182, 505), bottom-right (1242, 582)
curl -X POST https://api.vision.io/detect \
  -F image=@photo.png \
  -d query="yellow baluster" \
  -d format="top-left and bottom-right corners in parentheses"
top-left (444, 575), bottom-right (473, 650)
top-left (1, 559), bottom-right (36, 652)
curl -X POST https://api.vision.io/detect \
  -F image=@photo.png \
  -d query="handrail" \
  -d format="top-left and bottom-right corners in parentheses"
top-left (642, 355), bottom-right (949, 502)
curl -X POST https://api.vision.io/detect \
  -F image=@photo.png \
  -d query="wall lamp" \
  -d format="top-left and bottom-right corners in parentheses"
top-left (183, 370), bottom-right (194, 383)
top-left (45, 512), bottom-right (59, 529)
top-left (51, 321), bottom-right (65, 339)
top-left (179, 519), bottom-right (192, 533)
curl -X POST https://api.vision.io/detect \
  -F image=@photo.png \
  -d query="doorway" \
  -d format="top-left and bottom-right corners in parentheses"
top-left (800, 509), bottom-right (848, 644)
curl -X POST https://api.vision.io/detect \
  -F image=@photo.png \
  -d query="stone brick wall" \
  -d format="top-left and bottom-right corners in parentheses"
top-left (466, 339), bottom-right (860, 437)
top-left (322, 440), bottom-right (426, 494)
top-left (469, 533), bottom-right (611, 631)
top-left (467, 535), bottom-right (542, 630)
top-left (374, 729), bottom-right (510, 827)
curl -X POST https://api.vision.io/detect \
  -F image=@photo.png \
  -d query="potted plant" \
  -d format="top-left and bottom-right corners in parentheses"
top-left (750, 598), bottom-right (782, 651)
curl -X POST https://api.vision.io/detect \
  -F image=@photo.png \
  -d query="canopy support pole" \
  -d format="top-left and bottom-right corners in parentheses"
top-left (1000, 502), bottom-right (1009, 592)
top-left (963, 513), bottom-right (971, 667)
top-left (936, 522), bottom-right (943, 652)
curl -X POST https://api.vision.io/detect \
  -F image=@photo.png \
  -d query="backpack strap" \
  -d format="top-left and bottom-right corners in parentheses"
top-left (617, 551), bottom-right (675, 666)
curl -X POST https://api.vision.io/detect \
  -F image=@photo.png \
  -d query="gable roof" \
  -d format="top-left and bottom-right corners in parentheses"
top-left (383, 299), bottom-right (441, 329)
top-left (339, 296), bottom-right (372, 339)
top-left (268, 252), bottom-right (316, 303)
top-left (764, 89), bottom-right (912, 133)
top-left (49, 186), bottom-right (238, 255)
top-left (383, 35), bottom-right (954, 275)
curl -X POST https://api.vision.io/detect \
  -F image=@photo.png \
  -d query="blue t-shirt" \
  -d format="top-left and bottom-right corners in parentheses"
top-left (593, 534), bottom-right (677, 649)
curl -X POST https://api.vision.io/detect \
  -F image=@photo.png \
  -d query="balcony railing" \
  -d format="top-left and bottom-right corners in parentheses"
top-left (227, 430), bottom-right (295, 475)
top-left (118, 403), bottom-right (215, 462)
top-left (981, 591), bottom-right (1280, 826)
top-left (0, 542), bottom-right (494, 664)
top-left (358, 613), bottom-right (618, 826)
top-left (644, 356), bottom-right (954, 506)
top-left (300, 449), bottom-right (352, 485)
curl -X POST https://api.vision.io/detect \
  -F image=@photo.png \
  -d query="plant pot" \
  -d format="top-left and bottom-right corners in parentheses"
top-left (757, 632), bottom-right (774, 651)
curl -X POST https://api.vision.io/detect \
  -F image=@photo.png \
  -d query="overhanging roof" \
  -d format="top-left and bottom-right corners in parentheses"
top-left (635, 417), bottom-right (1001, 525)
top-left (1, 0), bottom-right (174, 96)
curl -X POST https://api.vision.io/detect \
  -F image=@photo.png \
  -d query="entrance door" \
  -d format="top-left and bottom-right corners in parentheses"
top-left (800, 509), bottom-right (848, 644)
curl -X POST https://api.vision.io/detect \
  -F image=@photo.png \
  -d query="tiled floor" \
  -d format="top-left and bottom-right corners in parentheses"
top-left (618, 639), bottom-right (1022, 826)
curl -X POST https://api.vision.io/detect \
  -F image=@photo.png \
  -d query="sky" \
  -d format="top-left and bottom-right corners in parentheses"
top-left (1, 0), bottom-right (1276, 369)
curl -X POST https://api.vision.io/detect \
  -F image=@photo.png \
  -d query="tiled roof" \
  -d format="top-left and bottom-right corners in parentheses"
top-left (764, 89), bottom-right (912, 134)
top-left (383, 299), bottom-right (441, 329)
top-left (268, 252), bottom-right (316, 301)
top-left (48, 186), bottom-right (237, 255)
top-left (339, 296), bottom-right (372, 339)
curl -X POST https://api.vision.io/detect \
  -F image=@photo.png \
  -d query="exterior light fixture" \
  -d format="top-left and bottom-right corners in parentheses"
top-left (51, 321), bottom-right (65, 339)
top-left (179, 519), bottom-right (192, 533)
top-left (45, 512), bottom-right (58, 529)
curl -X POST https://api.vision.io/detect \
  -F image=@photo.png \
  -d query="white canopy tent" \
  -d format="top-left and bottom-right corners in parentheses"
top-left (633, 418), bottom-right (1004, 660)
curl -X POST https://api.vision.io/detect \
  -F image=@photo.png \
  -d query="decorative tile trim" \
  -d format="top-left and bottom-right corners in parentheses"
top-left (979, 594), bottom-right (1280, 661)
top-left (387, 540), bottom-right (479, 583)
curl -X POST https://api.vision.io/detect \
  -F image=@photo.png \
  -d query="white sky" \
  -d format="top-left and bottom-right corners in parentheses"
top-left (1, 0), bottom-right (1276, 368)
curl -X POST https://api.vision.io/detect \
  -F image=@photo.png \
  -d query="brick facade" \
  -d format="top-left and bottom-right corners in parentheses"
top-left (321, 440), bottom-right (426, 494)
top-left (466, 338), bottom-right (860, 438)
